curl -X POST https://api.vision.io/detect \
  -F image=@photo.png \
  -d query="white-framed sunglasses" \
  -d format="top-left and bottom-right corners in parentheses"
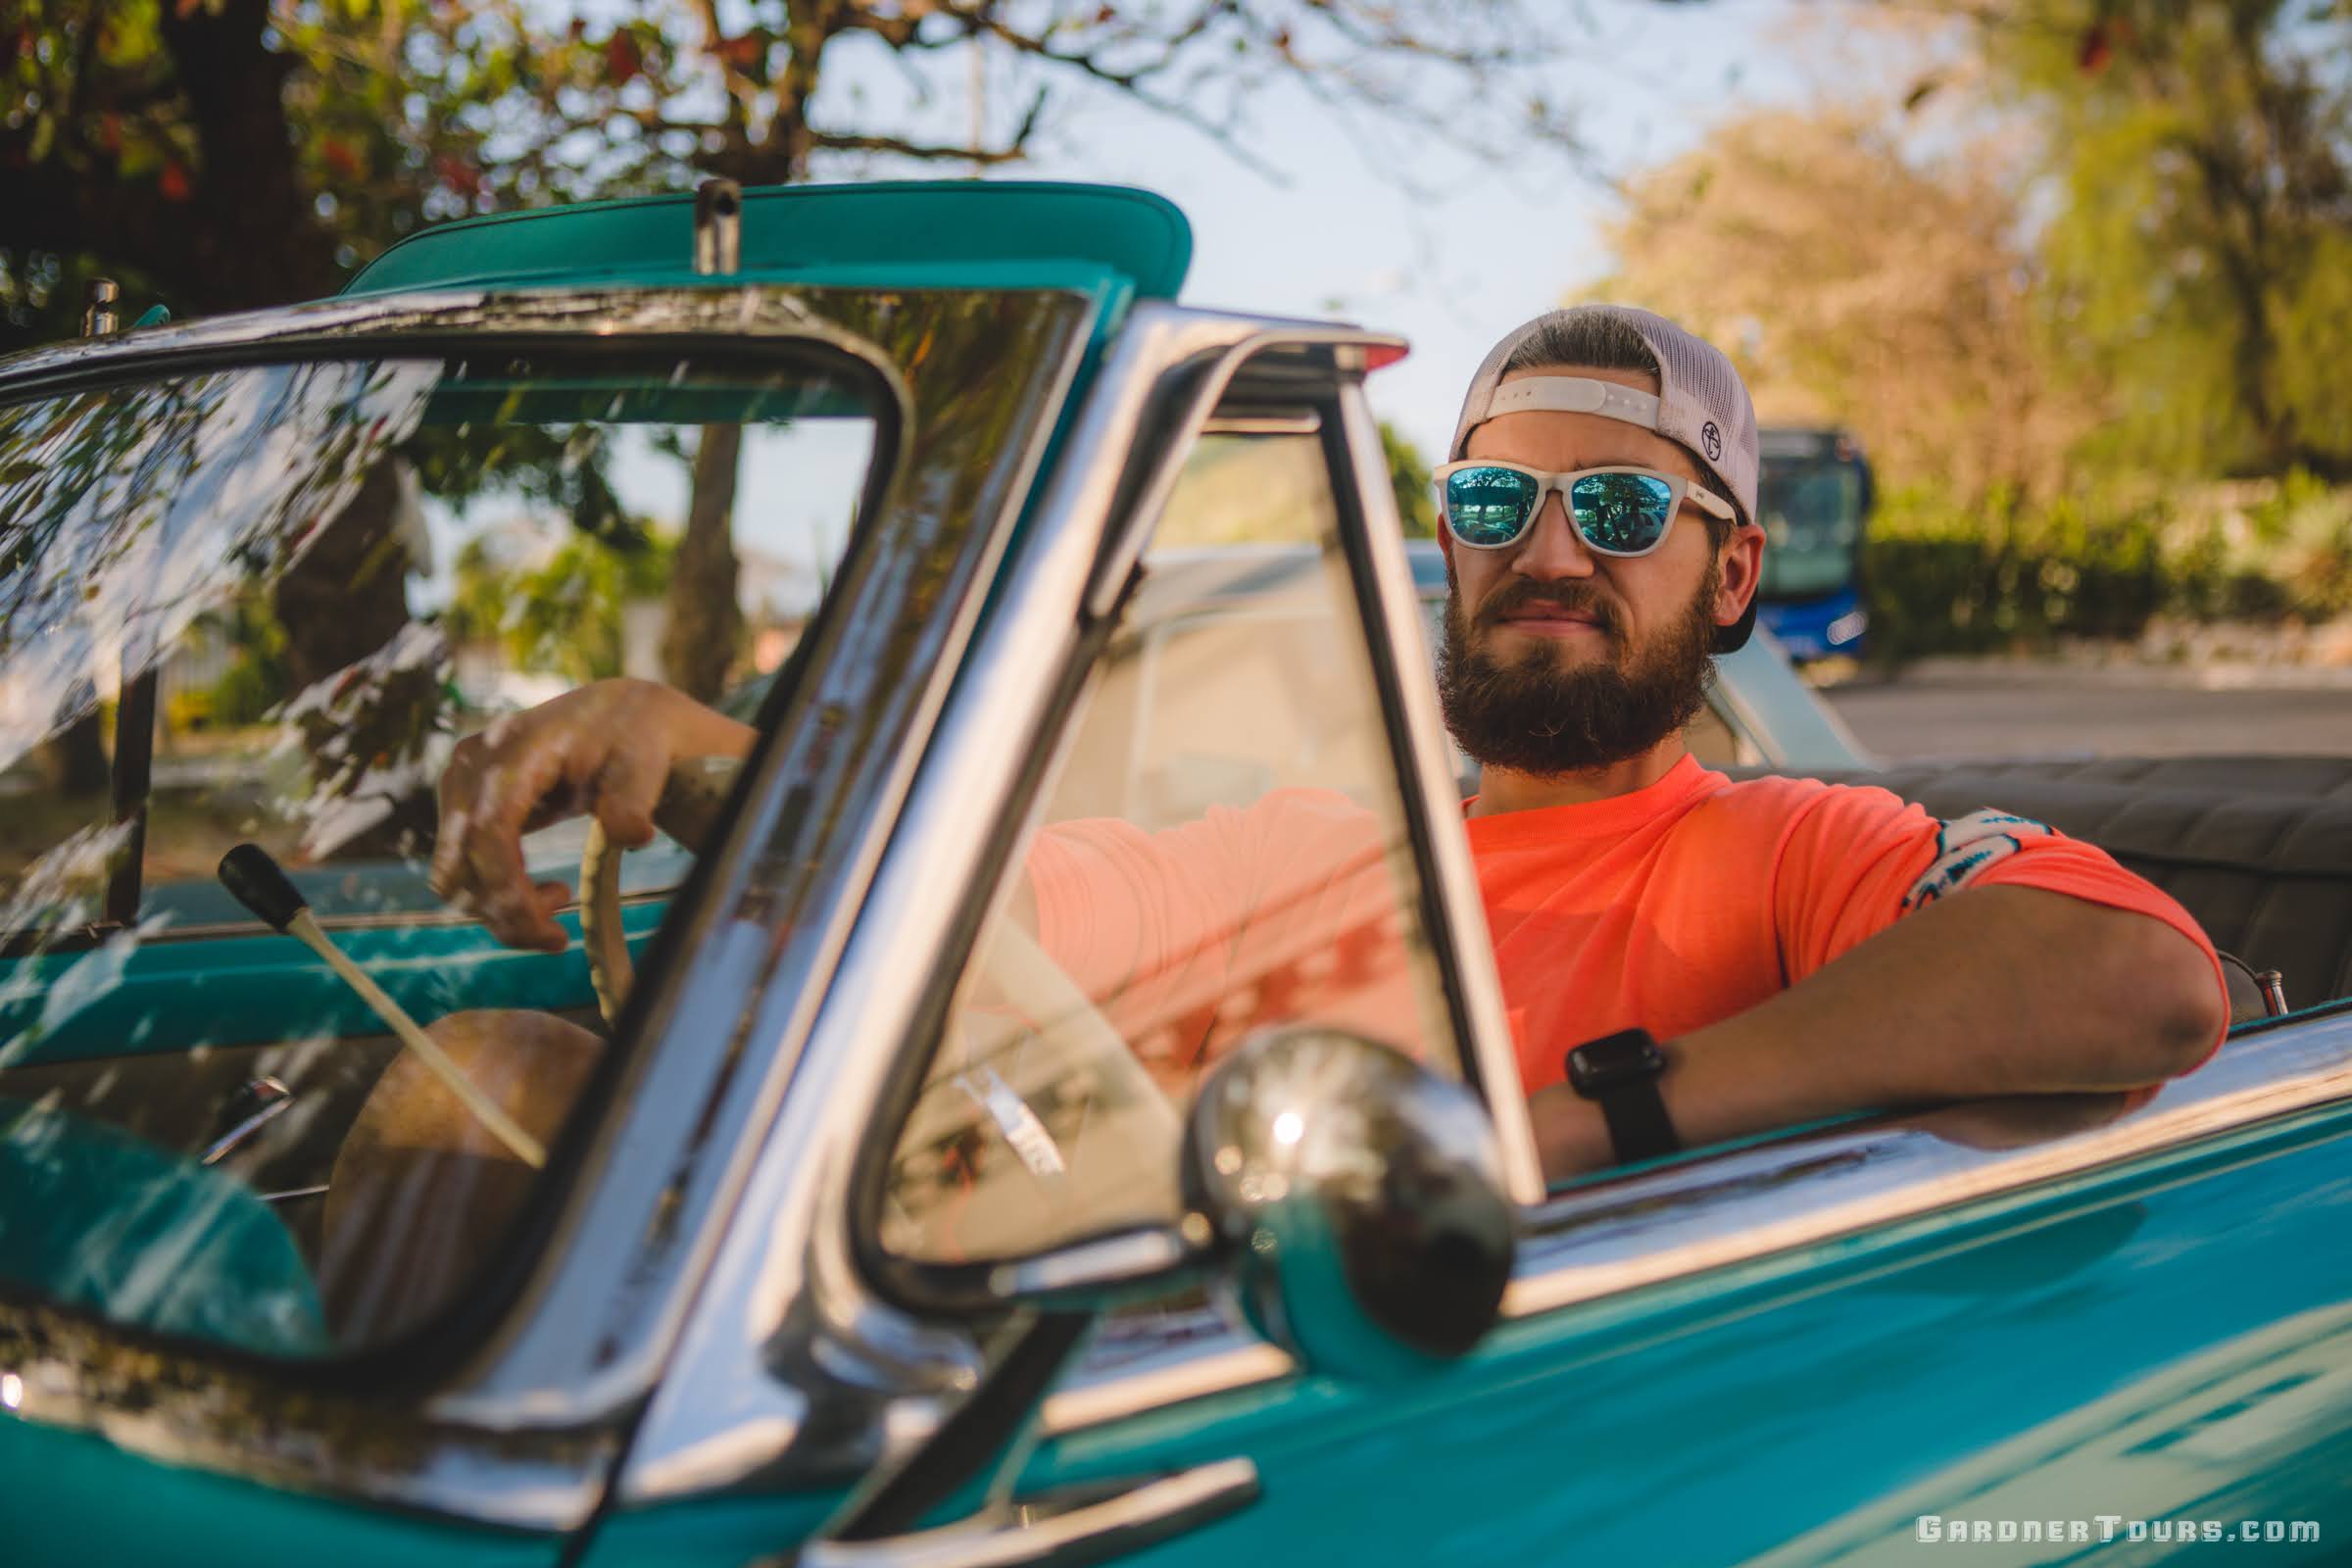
top-left (1432, 461), bottom-right (1737, 556)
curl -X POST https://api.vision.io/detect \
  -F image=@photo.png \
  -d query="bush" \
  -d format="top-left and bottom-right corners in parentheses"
top-left (1860, 475), bottom-right (2352, 664)
top-left (1864, 487), bottom-right (2168, 662)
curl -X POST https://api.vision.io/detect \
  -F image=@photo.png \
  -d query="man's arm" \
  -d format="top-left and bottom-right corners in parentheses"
top-left (1530, 885), bottom-right (2226, 1179)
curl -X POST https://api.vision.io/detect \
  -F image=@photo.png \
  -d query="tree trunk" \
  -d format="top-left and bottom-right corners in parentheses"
top-left (155, 0), bottom-right (341, 314)
top-left (36, 708), bottom-right (111, 798)
top-left (275, 464), bottom-right (414, 689)
top-left (662, 424), bottom-right (744, 703)
top-left (273, 461), bottom-right (438, 860)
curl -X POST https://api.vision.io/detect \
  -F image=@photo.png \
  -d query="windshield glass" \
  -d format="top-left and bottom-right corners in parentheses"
top-left (1757, 458), bottom-right (1865, 601)
top-left (0, 349), bottom-right (879, 1356)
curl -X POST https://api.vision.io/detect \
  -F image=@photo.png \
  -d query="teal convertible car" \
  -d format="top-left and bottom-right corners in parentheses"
top-left (3, 182), bottom-right (2349, 1566)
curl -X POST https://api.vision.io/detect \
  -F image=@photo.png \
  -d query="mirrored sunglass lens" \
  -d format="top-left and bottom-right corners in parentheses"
top-left (1569, 472), bottom-right (1675, 554)
top-left (1444, 467), bottom-right (1539, 545)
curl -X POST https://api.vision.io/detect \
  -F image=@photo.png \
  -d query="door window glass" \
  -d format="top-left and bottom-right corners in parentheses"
top-left (877, 428), bottom-right (1463, 1266)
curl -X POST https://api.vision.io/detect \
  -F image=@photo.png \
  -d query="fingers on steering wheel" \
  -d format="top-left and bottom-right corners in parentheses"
top-left (589, 745), bottom-right (663, 850)
top-left (430, 705), bottom-right (662, 952)
top-left (458, 748), bottom-right (572, 952)
top-left (428, 742), bottom-right (485, 901)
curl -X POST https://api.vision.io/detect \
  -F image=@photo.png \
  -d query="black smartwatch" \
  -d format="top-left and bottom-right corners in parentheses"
top-left (1565, 1028), bottom-right (1680, 1165)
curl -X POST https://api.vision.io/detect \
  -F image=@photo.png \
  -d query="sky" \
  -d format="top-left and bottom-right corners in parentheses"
top-left (938, 0), bottom-right (1820, 459)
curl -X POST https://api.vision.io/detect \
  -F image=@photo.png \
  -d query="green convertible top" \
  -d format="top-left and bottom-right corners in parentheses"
top-left (343, 179), bottom-right (1192, 305)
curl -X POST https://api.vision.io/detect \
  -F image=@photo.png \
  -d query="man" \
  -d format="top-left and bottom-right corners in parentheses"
top-left (429, 305), bottom-right (2228, 1180)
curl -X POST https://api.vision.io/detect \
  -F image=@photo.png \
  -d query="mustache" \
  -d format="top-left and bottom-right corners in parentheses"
top-left (1472, 577), bottom-right (1620, 636)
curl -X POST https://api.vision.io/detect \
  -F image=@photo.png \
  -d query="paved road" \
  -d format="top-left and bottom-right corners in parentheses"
top-left (1822, 673), bottom-right (2352, 762)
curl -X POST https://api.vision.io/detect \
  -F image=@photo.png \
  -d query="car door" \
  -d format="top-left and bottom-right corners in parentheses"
top-left (1012, 1020), bottom-right (2352, 1564)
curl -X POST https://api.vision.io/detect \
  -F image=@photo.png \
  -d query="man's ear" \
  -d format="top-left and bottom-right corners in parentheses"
top-left (1436, 522), bottom-right (1456, 588)
top-left (1714, 524), bottom-right (1764, 630)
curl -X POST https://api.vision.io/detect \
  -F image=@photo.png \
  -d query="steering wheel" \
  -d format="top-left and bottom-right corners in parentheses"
top-left (576, 756), bottom-right (739, 1030)
top-left (578, 818), bottom-right (637, 1031)
top-left (576, 761), bottom-right (1178, 1171)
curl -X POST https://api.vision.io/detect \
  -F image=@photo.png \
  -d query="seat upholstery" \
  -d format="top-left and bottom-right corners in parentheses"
top-left (1808, 756), bottom-right (2352, 1009)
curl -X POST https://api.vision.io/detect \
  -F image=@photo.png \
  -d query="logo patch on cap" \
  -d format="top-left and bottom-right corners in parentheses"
top-left (1701, 420), bottom-right (1724, 463)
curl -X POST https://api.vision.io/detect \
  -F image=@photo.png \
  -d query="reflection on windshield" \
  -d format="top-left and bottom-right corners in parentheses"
top-left (1758, 460), bottom-right (1864, 601)
top-left (0, 352), bottom-right (876, 1356)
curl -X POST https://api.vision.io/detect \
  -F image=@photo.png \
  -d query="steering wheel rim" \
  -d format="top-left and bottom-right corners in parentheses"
top-left (576, 755), bottom-right (742, 1032)
top-left (580, 816), bottom-right (632, 1030)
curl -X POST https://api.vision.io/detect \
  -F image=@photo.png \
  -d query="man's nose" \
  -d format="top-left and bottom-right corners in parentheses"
top-left (1511, 492), bottom-right (1597, 582)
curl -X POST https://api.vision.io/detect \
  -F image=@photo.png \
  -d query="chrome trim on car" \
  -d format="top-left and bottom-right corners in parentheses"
top-left (1035, 1010), bottom-right (2352, 1437)
top-left (1507, 1008), bottom-right (2352, 1315)
top-left (1039, 1340), bottom-right (1293, 1437)
top-left (1709, 625), bottom-right (1875, 772)
top-left (1331, 384), bottom-right (1544, 1207)
top-left (1083, 323), bottom-right (1406, 620)
top-left (618, 305), bottom-right (1405, 1506)
top-left (0, 281), bottom-right (1095, 1528)
top-left (793, 1456), bottom-right (1261, 1568)
top-left (0, 284), bottom-right (848, 393)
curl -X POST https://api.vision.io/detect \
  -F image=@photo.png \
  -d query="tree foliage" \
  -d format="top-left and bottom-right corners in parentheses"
top-left (445, 525), bottom-right (676, 687)
top-left (1594, 4), bottom-right (2352, 658)
top-left (1601, 107), bottom-right (2097, 512)
top-left (1971, 0), bottom-right (2352, 480)
top-left (1602, 2), bottom-right (2351, 501)
top-left (1382, 418), bottom-right (1436, 538)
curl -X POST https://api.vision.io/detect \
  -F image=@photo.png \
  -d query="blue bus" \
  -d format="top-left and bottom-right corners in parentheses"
top-left (1754, 426), bottom-right (1873, 662)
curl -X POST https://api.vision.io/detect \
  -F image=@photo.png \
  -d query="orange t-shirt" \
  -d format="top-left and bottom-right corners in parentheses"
top-left (1030, 756), bottom-right (2228, 1095)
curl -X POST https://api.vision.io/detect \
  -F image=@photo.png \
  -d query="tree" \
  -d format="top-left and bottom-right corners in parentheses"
top-left (1382, 419), bottom-right (1437, 539)
top-left (446, 527), bottom-right (676, 687)
top-left (1967, 0), bottom-right (2352, 479)
top-left (1598, 106), bottom-right (2096, 512)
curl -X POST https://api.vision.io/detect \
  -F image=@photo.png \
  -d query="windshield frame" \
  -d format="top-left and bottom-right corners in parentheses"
top-left (0, 280), bottom-right (1101, 1527)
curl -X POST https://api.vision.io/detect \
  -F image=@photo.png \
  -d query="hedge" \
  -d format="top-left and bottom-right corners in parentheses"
top-left (1860, 472), bottom-right (2352, 664)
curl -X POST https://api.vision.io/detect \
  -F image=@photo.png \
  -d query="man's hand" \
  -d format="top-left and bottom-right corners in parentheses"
top-left (431, 679), bottom-right (755, 951)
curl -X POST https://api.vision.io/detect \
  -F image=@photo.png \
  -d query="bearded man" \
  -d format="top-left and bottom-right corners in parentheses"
top-left (428, 305), bottom-right (2228, 1181)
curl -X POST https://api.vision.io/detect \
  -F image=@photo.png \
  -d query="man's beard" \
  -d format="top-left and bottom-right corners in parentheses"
top-left (1436, 564), bottom-right (1720, 777)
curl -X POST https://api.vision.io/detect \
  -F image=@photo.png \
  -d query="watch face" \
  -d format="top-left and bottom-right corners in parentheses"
top-left (1568, 1031), bottom-right (1665, 1096)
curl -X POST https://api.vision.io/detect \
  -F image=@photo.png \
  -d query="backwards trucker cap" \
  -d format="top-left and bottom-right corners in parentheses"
top-left (1448, 304), bottom-right (1764, 652)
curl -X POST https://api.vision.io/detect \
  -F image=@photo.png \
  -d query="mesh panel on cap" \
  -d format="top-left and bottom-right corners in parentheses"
top-left (1605, 307), bottom-right (1759, 528)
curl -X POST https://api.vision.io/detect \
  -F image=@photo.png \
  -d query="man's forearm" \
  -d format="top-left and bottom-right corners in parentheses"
top-left (1533, 886), bottom-right (2226, 1178)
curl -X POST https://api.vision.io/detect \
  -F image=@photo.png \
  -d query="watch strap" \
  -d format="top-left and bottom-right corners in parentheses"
top-left (1593, 1075), bottom-right (1680, 1165)
top-left (1565, 1029), bottom-right (1681, 1165)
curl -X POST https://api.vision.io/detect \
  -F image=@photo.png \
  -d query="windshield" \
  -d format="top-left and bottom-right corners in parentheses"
top-left (0, 349), bottom-right (879, 1356)
top-left (1757, 457), bottom-right (1866, 601)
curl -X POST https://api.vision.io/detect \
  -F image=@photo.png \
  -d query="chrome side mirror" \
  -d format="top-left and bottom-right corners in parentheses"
top-left (1182, 1027), bottom-right (1514, 1383)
